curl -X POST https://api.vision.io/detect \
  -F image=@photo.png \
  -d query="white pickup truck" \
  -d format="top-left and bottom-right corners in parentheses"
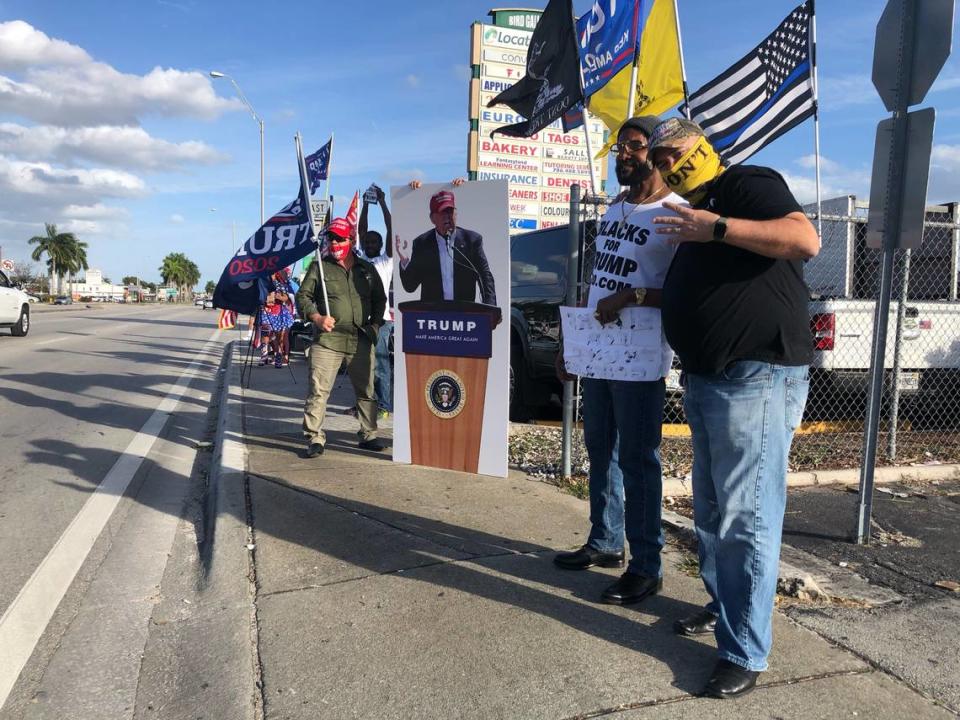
top-left (0, 267), bottom-right (31, 337)
top-left (804, 196), bottom-right (960, 411)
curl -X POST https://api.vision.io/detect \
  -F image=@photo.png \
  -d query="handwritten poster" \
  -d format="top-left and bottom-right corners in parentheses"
top-left (560, 306), bottom-right (668, 382)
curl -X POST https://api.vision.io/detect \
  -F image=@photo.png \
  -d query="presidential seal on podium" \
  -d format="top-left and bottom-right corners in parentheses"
top-left (426, 370), bottom-right (466, 419)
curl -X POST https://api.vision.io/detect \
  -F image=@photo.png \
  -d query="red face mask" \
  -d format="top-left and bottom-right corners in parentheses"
top-left (328, 241), bottom-right (351, 262)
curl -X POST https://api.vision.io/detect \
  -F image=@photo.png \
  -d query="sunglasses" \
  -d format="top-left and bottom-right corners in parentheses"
top-left (611, 139), bottom-right (648, 155)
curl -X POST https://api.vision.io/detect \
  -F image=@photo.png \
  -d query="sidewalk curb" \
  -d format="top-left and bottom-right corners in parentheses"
top-left (207, 340), bottom-right (262, 720)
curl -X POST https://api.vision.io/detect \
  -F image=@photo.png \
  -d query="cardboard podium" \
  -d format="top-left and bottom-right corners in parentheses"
top-left (398, 300), bottom-right (502, 473)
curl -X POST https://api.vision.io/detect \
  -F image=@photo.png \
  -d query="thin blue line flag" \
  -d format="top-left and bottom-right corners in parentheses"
top-left (683, 1), bottom-right (814, 165)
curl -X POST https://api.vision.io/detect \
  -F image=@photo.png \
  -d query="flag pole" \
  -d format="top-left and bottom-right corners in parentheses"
top-left (568, 0), bottom-right (597, 197)
top-left (810, 0), bottom-right (823, 241)
top-left (324, 132), bottom-right (334, 206)
top-left (581, 113), bottom-right (598, 197)
top-left (296, 132), bottom-right (330, 315)
top-left (672, 0), bottom-right (692, 119)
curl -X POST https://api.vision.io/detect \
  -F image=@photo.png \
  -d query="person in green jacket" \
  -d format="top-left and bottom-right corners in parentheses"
top-left (297, 217), bottom-right (387, 457)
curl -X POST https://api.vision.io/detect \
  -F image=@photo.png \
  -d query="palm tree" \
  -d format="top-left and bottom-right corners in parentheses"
top-left (27, 223), bottom-right (83, 296)
top-left (159, 253), bottom-right (201, 302)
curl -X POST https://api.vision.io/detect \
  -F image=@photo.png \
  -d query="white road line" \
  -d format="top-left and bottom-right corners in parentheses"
top-left (0, 328), bottom-right (223, 710)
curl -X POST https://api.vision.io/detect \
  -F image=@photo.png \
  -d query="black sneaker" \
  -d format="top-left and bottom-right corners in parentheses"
top-left (358, 437), bottom-right (387, 452)
top-left (305, 442), bottom-right (325, 458)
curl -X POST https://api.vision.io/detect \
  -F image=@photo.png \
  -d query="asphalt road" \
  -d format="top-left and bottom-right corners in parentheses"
top-left (0, 303), bottom-right (237, 718)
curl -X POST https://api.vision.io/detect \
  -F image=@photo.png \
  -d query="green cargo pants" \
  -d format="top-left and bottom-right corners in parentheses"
top-left (302, 337), bottom-right (378, 448)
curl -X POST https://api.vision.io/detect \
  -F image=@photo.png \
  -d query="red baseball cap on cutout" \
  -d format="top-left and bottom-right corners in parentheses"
top-left (326, 217), bottom-right (352, 239)
top-left (429, 190), bottom-right (456, 214)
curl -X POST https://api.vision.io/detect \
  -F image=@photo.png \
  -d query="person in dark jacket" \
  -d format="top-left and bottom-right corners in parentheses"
top-left (297, 217), bottom-right (387, 458)
top-left (396, 189), bottom-right (497, 305)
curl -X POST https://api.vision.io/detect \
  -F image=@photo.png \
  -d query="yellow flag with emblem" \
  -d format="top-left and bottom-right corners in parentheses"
top-left (590, 0), bottom-right (685, 158)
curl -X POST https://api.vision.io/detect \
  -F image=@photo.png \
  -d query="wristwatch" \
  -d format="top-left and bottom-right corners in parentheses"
top-left (712, 217), bottom-right (728, 242)
top-left (633, 287), bottom-right (647, 306)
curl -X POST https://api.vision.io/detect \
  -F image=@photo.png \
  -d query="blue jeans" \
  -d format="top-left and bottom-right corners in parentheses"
top-left (374, 321), bottom-right (393, 412)
top-left (683, 361), bottom-right (809, 671)
top-left (582, 377), bottom-right (666, 578)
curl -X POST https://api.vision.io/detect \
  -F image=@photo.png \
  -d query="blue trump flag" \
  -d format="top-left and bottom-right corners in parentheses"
top-left (563, 1), bottom-right (641, 131)
top-left (304, 139), bottom-right (331, 195)
top-left (212, 181), bottom-right (316, 315)
top-left (577, 0), bottom-right (641, 99)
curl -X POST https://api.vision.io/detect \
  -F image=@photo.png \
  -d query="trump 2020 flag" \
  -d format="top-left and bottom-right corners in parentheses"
top-left (486, 0), bottom-right (583, 138)
top-left (212, 181), bottom-right (316, 315)
top-left (684, 1), bottom-right (814, 166)
top-left (577, 0), bottom-right (641, 100)
top-left (304, 139), bottom-right (331, 195)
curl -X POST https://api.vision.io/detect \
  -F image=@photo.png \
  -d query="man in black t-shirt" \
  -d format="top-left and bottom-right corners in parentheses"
top-left (648, 118), bottom-right (820, 699)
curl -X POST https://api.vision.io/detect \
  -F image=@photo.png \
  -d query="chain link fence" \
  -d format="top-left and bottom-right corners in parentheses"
top-left (565, 193), bottom-right (960, 472)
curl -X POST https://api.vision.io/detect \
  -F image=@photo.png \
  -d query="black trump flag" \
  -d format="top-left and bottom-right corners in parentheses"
top-left (486, 0), bottom-right (583, 139)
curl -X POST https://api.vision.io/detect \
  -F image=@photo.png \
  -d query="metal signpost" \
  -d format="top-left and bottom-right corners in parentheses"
top-left (561, 184), bottom-right (581, 480)
top-left (855, 0), bottom-right (953, 544)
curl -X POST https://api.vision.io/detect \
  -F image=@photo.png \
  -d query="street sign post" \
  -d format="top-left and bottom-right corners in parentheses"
top-left (865, 108), bottom-right (935, 251)
top-left (872, 0), bottom-right (953, 111)
top-left (856, 0), bottom-right (953, 545)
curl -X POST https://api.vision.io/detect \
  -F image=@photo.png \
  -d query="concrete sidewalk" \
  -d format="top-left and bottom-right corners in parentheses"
top-left (232, 350), bottom-right (955, 719)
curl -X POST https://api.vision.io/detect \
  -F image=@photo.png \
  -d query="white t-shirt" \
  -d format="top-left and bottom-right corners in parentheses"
top-left (587, 192), bottom-right (686, 378)
top-left (357, 250), bottom-right (393, 322)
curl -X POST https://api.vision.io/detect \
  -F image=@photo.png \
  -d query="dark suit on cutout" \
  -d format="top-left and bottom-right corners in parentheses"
top-left (398, 226), bottom-right (497, 305)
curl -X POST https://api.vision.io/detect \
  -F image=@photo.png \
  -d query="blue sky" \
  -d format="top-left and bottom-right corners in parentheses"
top-left (1, 0), bottom-right (958, 287)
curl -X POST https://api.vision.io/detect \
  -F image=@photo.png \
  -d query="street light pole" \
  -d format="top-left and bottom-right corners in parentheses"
top-left (209, 70), bottom-right (265, 224)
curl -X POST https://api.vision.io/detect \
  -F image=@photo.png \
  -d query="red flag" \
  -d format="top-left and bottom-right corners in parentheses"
top-left (345, 190), bottom-right (359, 240)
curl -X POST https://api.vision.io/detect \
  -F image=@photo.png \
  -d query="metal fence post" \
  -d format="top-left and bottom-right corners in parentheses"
top-left (887, 248), bottom-right (912, 460)
top-left (561, 185), bottom-right (581, 480)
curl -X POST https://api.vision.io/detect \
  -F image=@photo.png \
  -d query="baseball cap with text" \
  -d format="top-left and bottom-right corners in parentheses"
top-left (429, 190), bottom-right (456, 214)
top-left (648, 118), bottom-right (708, 154)
top-left (326, 217), bottom-right (352, 239)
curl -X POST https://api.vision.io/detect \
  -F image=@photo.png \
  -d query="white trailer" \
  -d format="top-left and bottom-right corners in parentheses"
top-left (804, 196), bottom-right (960, 409)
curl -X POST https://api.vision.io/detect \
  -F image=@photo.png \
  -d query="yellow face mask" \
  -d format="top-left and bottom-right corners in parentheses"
top-left (659, 136), bottom-right (725, 204)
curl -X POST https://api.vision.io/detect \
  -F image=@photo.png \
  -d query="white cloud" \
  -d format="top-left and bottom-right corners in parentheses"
top-left (0, 156), bottom-right (145, 228)
top-left (0, 20), bottom-right (90, 69)
top-left (0, 123), bottom-right (227, 171)
top-left (170, 213), bottom-right (185, 223)
top-left (62, 203), bottom-right (128, 220)
top-left (783, 155), bottom-right (872, 206)
top-left (785, 144), bottom-right (960, 207)
top-left (0, 21), bottom-right (240, 125)
top-left (928, 144), bottom-right (960, 203)
top-left (405, 74), bottom-right (421, 89)
top-left (0, 20), bottom-right (239, 246)
top-left (817, 73), bottom-right (878, 111)
top-left (452, 64), bottom-right (472, 83)
top-left (796, 154), bottom-right (844, 174)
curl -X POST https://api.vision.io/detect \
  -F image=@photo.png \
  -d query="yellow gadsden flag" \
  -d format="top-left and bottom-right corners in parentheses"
top-left (590, 0), bottom-right (685, 157)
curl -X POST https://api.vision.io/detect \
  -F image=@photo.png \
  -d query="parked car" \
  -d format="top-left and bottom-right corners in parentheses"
top-left (26, 294), bottom-right (39, 304)
top-left (0, 268), bottom-right (31, 336)
top-left (54, 295), bottom-right (72, 305)
top-left (509, 223), bottom-right (683, 421)
top-left (194, 297), bottom-right (205, 306)
top-left (203, 298), bottom-right (214, 309)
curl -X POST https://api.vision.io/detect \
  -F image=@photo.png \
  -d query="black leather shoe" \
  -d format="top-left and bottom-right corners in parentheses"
top-left (600, 572), bottom-right (662, 605)
top-left (702, 660), bottom-right (759, 699)
top-left (553, 545), bottom-right (625, 570)
top-left (305, 442), bottom-right (325, 458)
top-left (358, 437), bottom-right (387, 451)
top-left (674, 609), bottom-right (718, 636)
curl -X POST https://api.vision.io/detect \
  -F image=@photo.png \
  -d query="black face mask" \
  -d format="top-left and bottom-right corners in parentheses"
top-left (615, 156), bottom-right (654, 186)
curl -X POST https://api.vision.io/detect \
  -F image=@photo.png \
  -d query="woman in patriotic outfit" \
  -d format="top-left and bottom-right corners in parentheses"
top-left (260, 269), bottom-right (296, 367)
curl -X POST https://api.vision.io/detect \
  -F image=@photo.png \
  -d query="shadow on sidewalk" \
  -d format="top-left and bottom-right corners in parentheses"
top-left (247, 468), bottom-right (713, 695)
